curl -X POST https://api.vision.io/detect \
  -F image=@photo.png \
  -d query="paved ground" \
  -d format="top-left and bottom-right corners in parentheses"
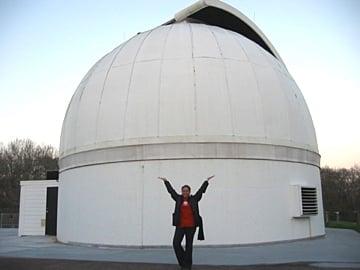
top-left (0, 228), bottom-right (359, 269)
top-left (2, 257), bottom-right (360, 270)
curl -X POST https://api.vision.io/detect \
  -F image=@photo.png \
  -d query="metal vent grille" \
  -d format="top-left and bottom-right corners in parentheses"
top-left (301, 187), bottom-right (318, 215)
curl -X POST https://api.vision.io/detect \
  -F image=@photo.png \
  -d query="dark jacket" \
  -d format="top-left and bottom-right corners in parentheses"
top-left (163, 180), bottom-right (209, 240)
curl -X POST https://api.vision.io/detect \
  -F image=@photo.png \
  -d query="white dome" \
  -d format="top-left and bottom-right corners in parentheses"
top-left (59, 21), bottom-right (318, 169)
top-left (57, 0), bottom-right (324, 247)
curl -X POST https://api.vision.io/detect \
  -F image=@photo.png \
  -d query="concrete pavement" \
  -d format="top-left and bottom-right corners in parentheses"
top-left (0, 228), bottom-right (359, 269)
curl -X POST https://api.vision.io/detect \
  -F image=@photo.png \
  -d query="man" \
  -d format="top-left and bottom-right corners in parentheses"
top-left (158, 175), bottom-right (215, 270)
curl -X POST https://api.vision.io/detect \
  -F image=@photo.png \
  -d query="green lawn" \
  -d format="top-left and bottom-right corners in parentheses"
top-left (326, 221), bottom-right (360, 233)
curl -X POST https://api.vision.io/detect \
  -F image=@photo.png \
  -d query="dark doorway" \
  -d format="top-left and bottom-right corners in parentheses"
top-left (45, 187), bottom-right (58, 235)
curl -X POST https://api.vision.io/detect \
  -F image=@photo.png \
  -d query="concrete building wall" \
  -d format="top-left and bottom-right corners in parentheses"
top-left (57, 159), bottom-right (324, 246)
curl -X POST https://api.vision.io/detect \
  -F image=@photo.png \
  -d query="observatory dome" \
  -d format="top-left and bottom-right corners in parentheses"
top-left (59, 21), bottom-right (319, 169)
top-left (57, 0), bottom-right (324, 247)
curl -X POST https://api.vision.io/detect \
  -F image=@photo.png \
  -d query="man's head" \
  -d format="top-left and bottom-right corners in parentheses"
top-left (181, 185), bottom-right (191, 199)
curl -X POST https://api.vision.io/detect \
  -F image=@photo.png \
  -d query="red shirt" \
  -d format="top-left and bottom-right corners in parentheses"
top-left (179, 198), bottom-right (195, 227)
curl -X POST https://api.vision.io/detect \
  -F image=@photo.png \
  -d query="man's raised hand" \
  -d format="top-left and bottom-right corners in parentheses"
top-left (158, 177), bottom-right (168, 182)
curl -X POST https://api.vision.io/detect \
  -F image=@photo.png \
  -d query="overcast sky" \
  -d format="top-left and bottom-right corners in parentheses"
top-left (0, 0), bottom-right (359, 168)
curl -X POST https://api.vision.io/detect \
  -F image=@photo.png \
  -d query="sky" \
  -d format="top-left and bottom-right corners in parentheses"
top-left (0, 0), bottom-right (359, 168)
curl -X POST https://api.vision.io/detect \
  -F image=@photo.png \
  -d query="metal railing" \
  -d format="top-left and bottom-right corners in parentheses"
top-left (324, 210), bottom-right (360, 225)
top-left (0, 213), bottom-right (19, 228)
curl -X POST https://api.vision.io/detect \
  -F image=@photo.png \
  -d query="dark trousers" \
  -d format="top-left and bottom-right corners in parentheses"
top-left (172, 226), bottom-right (196, 269)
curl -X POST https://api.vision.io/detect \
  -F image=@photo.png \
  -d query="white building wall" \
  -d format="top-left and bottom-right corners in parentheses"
top-left (57, 159), bottom-right (324, 246)
top-left (18, 180), bottom-right (58, 236)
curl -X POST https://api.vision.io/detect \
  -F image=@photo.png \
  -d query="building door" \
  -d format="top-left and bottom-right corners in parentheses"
top-left (45, 187), bottom-right (58, 235)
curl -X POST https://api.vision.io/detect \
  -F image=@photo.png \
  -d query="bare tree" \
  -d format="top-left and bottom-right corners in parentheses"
top-left (321, 164), bottom-right (360, 221)
top-left (0, 139), bottom-right (58, 212)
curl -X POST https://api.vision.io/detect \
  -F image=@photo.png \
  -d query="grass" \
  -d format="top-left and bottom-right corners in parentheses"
top-left (326, 220), bottom-right (360, 233)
